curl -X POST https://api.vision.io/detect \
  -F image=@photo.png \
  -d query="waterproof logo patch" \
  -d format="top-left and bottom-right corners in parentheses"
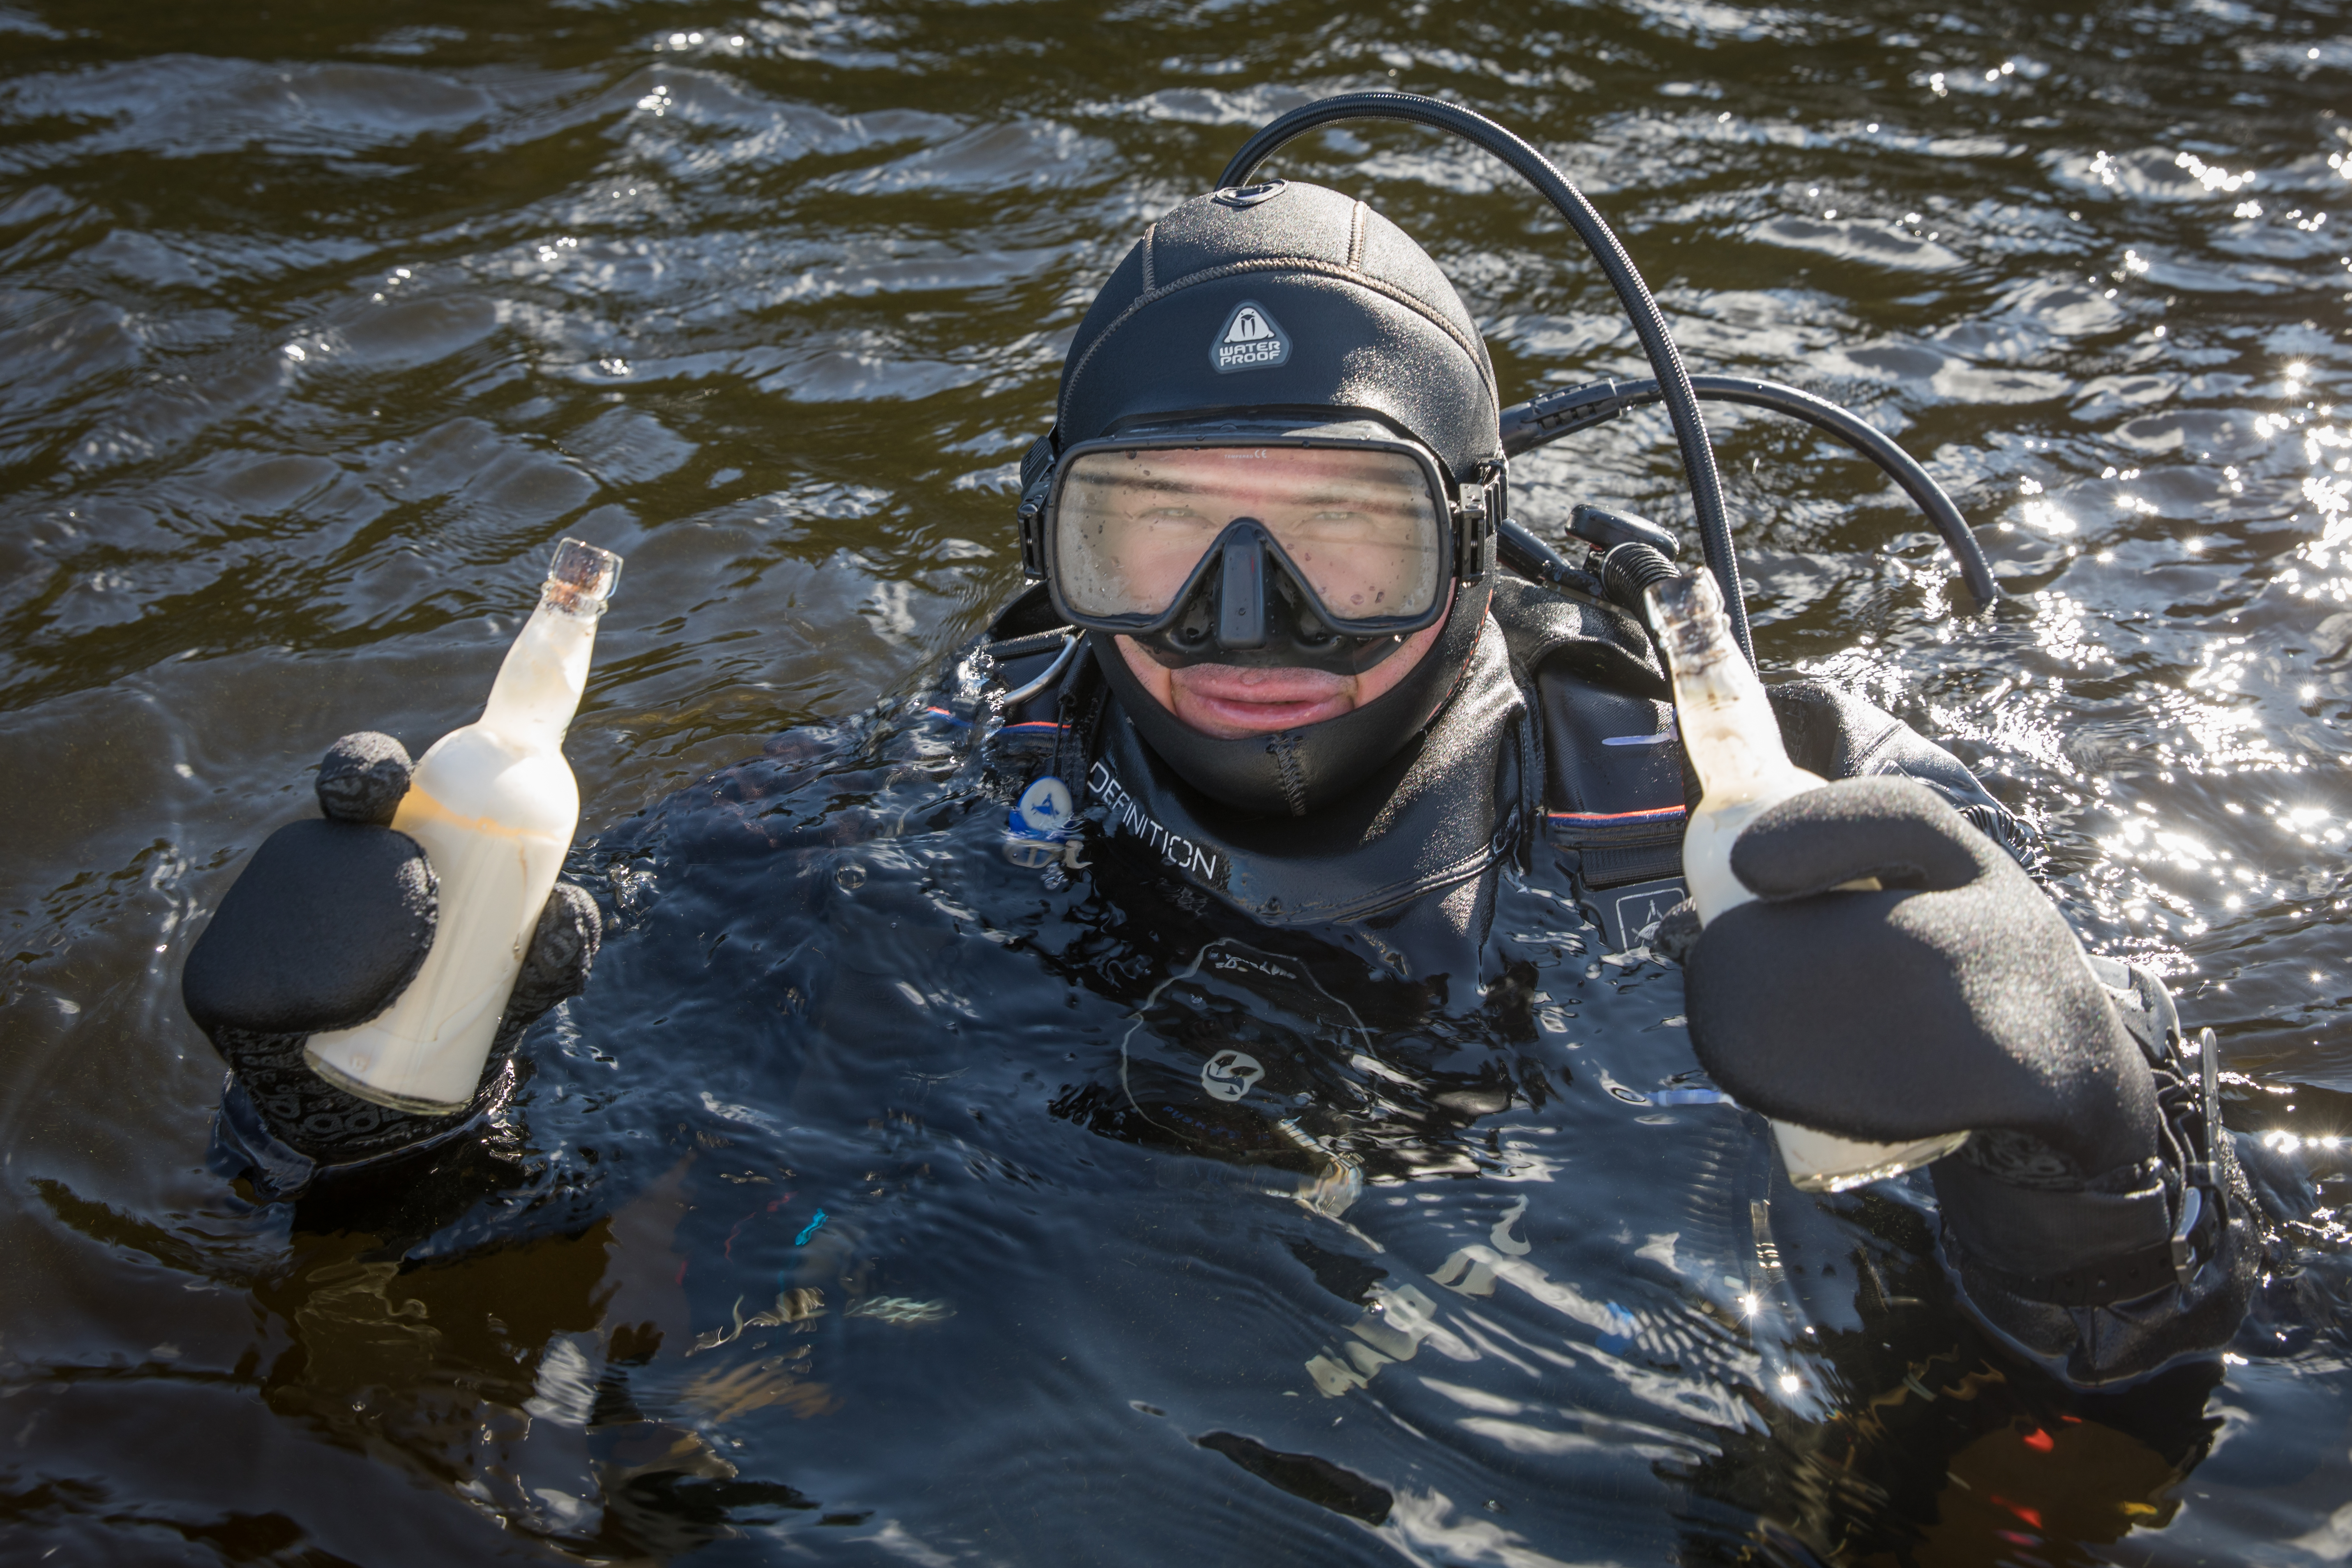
top-left (1211, 300), bottom-right (1291, 374)
top-left (1611, 881), bottom-right (1686, 951)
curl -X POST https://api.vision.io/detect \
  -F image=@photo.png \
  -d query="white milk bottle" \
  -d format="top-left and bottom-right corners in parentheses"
top-left (1646, 569), bottom-right (1967, 1192)
top-left (307, 539), bottom-right (622, 1112)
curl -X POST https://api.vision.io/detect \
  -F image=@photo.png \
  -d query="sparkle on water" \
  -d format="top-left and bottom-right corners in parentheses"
top-left (2, 0), bottom-right (2350, 1563)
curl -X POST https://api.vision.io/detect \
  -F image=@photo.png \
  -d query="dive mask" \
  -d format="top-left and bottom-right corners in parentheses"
top-left (1020, 421), bottom-right (1498, 674)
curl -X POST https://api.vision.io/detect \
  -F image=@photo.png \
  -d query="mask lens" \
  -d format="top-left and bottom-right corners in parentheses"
top-left (1054, 445), bottom-right (1446, 625)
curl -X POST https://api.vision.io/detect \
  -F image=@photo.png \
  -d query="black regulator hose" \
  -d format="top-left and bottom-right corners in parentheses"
top-left (1500, 374), bottom-right (2002, 604)
top-left (1216, 93), bottom-right (1754, 664)
top-left (1495, 516), bottom-right (1590, 593)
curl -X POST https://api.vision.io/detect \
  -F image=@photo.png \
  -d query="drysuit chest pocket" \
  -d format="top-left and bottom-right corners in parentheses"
top-left (1538, 669), bottom-right (1690, 950)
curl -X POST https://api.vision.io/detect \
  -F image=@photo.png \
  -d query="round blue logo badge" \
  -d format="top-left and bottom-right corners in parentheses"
top-left (1009, 775), bottom-right (1074, 840)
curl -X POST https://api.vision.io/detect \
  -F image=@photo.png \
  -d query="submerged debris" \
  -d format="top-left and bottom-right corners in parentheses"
top-left (687, 1287), bottom-right (828, 1354)
top-left (844, 1295), bottom-right (954, 1326)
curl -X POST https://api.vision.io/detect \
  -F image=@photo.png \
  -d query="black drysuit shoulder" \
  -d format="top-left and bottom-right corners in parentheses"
top-left (1763, 676), bottom-right (2029, 861)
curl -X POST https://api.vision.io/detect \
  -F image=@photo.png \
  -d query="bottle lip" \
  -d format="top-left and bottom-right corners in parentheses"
top-left (543, 538), bottom-right (623, 616)
top-left (1646, 568), bottom-right (1732, 671)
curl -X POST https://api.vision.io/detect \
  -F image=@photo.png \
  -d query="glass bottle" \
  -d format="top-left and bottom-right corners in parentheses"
top-left (307, 539), bottom-right (622, 1112)
top-left (1647, 569), bottom-right (1967, 1192)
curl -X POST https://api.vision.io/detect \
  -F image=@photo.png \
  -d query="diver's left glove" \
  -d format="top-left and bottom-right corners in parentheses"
top-left (1679, 775), bottom-right (2255, 1387)
top-left (180, 733), bottom-right (600, 1192)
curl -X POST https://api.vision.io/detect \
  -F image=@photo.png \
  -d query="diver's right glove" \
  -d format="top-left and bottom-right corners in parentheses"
top-left (1680, 776), bottom-right (2255, 1386)
top-left (180, 733), bottom-right (600, 1190)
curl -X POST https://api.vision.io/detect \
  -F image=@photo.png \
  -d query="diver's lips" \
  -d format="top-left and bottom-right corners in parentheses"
top-left (1167, 664), bottom-right (1354, 736)
top-left (1180, 691), bottom-right (1355, 733)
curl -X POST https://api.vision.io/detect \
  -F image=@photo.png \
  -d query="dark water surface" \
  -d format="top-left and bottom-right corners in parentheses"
top-left (5, 0), bottom-right (2352, 1562)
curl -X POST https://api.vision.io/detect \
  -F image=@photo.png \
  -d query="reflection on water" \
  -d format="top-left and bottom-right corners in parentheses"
top-left (3, 0), bottom-right (2352, 1561)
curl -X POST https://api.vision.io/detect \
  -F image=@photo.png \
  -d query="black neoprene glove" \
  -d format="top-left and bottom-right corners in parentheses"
top-left (180, 733), bottom-right (600, 1190)
top-left (1681, 775), bottom-right (2255, 1386)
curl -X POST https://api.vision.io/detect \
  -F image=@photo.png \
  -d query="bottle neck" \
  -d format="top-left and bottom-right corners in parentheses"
top-left (478, 594), bottom-right (602, 750)
top-left (1669, 650), bottom-right (1798, 805)
top-left (1645, 567), bottom-right (1799, 806)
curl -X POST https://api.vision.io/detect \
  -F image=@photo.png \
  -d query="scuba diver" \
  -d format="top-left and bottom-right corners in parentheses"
top-left (178, 96), bottom-right (2313, 1561)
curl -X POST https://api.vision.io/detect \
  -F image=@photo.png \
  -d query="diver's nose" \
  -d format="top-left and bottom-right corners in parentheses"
top-left (1215, 523), bottom-right (1268, 650)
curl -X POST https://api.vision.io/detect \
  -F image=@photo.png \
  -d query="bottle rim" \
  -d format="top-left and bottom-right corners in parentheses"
top-left (544, 537), bottom-right (623, 616)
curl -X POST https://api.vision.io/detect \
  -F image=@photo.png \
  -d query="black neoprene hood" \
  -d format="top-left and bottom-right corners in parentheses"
top-left (1051, 180), bottom-right (1502, 480)
top-left (1037, 180), bottom-right (1507, 817)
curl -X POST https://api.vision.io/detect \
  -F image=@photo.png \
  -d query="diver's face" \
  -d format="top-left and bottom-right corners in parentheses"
top-left (1079, 444), bottom-right (1454, 739)
top-left (1112, 593), bottom-right (1450, 740)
